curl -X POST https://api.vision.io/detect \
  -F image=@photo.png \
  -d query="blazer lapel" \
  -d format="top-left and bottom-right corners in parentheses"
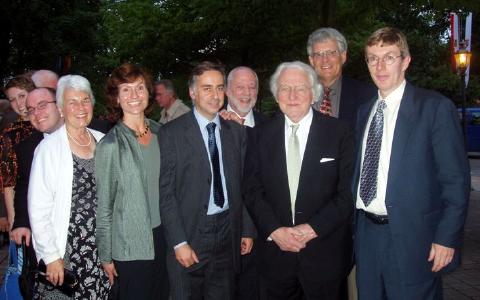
top-left (219, 119), bottom-right (235, 200)
top-left (183, 113), bottom-right (211, 176)
top-left (386, 82), bottom-right (416, 203)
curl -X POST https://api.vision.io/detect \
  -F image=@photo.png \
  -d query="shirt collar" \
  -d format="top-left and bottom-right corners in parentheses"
top-left (377, 80), bottom-right (406, 112)
top-left (226, 104), bottom-right (255, 127)
top-left (284, 107), bottom-right (313, 129)
top-left (193, 107), bottom-right (221, 130)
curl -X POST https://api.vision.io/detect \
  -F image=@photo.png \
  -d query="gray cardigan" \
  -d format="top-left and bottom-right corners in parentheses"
top-left (95, 119), bottom-right (161, 263)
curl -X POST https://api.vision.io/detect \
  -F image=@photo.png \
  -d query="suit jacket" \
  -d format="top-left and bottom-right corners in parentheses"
top-left (243, 110), bottom-right (355, 283)
top-left (353, 82), bottom-right (470, 284)
top-left (159, 112), bottom-right (253, 272)
top-left (12, 130), bottom-right (44, 229)
top-left (337, 76), bottom-right (376, 130)
top-left (252, 110), bottom-right (270, 127)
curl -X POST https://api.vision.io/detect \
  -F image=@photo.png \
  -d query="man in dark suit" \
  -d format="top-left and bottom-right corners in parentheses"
top-left (353, 27), bottom-right (470, 299)
top-left (159, 61), bottom-right (254, 300)
top-left (243, 61), bottom-right (354, 299)
top-left (10, 88), bottom-right (62, 270)
top-left (307, 27), bottom-right (376, 130)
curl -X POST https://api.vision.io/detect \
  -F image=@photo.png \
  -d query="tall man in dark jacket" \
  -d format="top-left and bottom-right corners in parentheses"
top-left (160, 61), bottom-right (254, 300)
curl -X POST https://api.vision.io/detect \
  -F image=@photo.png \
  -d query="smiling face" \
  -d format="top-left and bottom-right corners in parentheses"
top-left (276, 67), bottom-right (313, 123)
top-left (308, 38), bottom-right (346, 87)
top-left (366, 43), bottom-right (410, 98)
top-left (226, 68), bottom-right (258, 117)
top-left (5, 87), bottom-right (29, 117)
top-left (189, 70), bottom-right (225, 120)
top-left (26, 88), bottom-right (62, 133)
top-left (61, 89), bottom-right (93, 130)
top-left (117, 77), bottom-right (149, 118)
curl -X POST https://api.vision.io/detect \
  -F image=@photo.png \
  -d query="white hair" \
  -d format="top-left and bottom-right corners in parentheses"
top-left (56, 75), bottom-right (95, 108)
top-left (269, 61), bottom-right (322, 102)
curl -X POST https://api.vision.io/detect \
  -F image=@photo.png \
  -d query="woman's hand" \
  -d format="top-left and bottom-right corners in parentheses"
top-left (102, 262), bottom-right (118, 285)
top-left (46, 259), bottom-right (64, 286)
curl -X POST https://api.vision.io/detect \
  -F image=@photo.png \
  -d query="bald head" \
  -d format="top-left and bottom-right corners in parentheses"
top-left (226, 66), bottom-right (258, 116)
top-left (31, 70), bottom-right (59, 90)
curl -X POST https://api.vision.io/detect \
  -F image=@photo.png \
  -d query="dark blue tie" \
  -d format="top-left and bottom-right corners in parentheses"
top-left (206, 122), bottom-right (225, 208)
top-left (360, 100), bottom-right (387, 207)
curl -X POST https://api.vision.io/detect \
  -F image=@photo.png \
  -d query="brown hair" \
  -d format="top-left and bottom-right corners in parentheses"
top-left (188, 61), bottom-right (226, 89)
top-left (4, 75), bottom-right (35, 93)
top-left (105, 63), bottom-right (154, 121)
top-left (365, 27), bottom-right (410, 58)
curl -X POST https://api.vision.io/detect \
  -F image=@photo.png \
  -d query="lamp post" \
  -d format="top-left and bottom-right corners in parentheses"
top-left (453, 42), bottom-right (472, 147)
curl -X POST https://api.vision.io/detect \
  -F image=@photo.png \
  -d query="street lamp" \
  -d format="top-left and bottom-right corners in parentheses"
top-left (453, 42), bottom-right (472, 147)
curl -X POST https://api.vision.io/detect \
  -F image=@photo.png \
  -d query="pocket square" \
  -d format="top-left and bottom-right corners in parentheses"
top-left (320, 158), bottom-right (335, 163)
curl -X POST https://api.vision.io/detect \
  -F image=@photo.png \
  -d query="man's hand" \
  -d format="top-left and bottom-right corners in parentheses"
top-left (175, 244), bottom-right (199, 268)
top-left (10, 227), bottom-right (31, 246)
top-left (240, 237), bottom-right (254, 255)
top-left (270, 227), bottom-right (306, 252)
top-left (293, 223), bottom-right (318, 244)
top-left (102, 262), bottom-right (118, 285)
top-left (0, 217), bottom-right (9, 232)
top-left (428, 243), bottom-right (455, 272)
top-left (46, 259), bottom-right (64, 286)
top-left (219, 109), bottom-right (244, 125)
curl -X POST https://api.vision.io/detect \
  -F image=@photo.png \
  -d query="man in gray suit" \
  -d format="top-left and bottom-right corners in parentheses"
top-left (159, 61), bottom-right (254, 300)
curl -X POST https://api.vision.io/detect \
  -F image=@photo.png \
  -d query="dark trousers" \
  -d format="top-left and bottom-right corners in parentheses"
top-left (235, 244), bottom-right (259, 300)
top-left (355, 211), bottom-right (442, 300)
top-left (168, 210), bottom-right (234, 300)
top-left (112, 225), bottom-right (169, 300)
top-left (259, 273), bottom-right (347, 300)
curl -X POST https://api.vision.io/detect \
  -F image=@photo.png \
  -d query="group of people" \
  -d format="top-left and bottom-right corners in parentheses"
top-left (0, 25), bottom-right (470, 300)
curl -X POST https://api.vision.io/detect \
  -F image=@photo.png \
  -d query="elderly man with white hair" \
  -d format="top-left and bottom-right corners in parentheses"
top-left (243, 61), bottom-right (354, 299)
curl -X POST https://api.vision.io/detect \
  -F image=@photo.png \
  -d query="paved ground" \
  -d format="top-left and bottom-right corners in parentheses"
top-left (0, 160), bottom-right (479, 298)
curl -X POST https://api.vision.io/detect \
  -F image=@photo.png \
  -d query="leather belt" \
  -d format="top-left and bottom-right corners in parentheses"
top-left (364, 211), bottom-right (389, 225)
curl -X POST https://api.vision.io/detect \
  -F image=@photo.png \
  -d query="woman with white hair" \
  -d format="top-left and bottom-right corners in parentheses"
top-left (28, 75), bottom-right (110, 299)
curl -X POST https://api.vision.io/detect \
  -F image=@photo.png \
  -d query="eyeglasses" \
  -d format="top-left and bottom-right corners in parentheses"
top-left (366, 54), bottom-right (402, 66)
top-left (26, 101), bottom-right (56, 116)
top-left (311, 50), bottom-right (340, 59)
top-left (278, 84), bottom-right (311, 95)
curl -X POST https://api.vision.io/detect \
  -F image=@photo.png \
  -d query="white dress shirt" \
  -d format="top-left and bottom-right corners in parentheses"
top-left (284, 109), bottom-right (313, 182)
top-left (356, 80), bottom-right (406, 215)
top-left (226, 104), bottom-right (255, 128)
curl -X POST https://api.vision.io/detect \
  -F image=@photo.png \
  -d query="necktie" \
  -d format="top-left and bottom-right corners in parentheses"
top-left (359, 100), bottom-right (387, 207)
top-left (319, 88), bottom-right (332, 116)
top-left (206, 122), bottom-right (225, 208)
top-left (287, 124), bottom-right (300, 222)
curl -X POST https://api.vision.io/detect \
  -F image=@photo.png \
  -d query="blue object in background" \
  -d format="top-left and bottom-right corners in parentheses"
top-left (458, 107), bottom-right (480, 152)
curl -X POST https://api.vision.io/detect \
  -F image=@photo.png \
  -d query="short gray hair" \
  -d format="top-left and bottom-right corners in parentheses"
top-left (227, 66), bottom-right (258, 88)
top-left (269, 61), bottom-right (322, 102)
top-left (156, 79), bottom-right (176, 97)
top-left (56, 75), bottom-right (95, 108)
top-left (307, 27), bottom-right (348, 56)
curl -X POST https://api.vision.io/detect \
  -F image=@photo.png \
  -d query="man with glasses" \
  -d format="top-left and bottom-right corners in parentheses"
top-left (353, 27), bottom-right (470, 299)
top-left (307, 28), bottom-right (375, 129)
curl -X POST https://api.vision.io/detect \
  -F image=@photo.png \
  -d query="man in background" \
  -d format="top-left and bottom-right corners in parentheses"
top-left (155, 79), bottom-right (190, 124)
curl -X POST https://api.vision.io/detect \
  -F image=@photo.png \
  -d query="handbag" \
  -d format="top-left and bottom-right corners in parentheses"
top-left (18, 238), bottom-right (36, 300)
top-left (0, 241), bottom-right (24, 300)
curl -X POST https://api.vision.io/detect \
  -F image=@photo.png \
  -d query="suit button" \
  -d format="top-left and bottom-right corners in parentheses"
top-left (207, 178), bottom-right (211, 184)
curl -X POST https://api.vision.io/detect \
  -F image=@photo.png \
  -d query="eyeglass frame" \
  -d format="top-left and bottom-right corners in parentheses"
top-left (26, 101), bottom-right (57, 116)
top-left (365, 54), bottom-right (403, 66)
top-left (310, 50), bottom-right (341, 60)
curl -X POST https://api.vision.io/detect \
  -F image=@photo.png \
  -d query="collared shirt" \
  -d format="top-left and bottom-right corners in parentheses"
top-left (193, 108), bottom-right (229, 215)
top-left (312, 77), bottom-right (342, 118)
top-left (356, 80), bottom-right (406, 215)
top-left (284, 108), bottom-right (313, 167)
top-left (159, 99), bottom-right (191, 124)
top-left (226, 104), bottom-right (255, 128)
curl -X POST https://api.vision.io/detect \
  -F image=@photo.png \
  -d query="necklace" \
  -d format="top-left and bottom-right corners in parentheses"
top-left (66, 128), bottom-right (92, 147)
top-left (136, 121), bottom-right (150, 138)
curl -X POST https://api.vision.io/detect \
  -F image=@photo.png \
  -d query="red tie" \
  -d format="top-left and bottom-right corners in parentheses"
top-left (319, 88), bottom-right (331, 116)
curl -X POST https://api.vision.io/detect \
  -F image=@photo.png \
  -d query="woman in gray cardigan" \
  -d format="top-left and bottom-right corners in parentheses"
top-left (95, 63), bottom-right (169, 299)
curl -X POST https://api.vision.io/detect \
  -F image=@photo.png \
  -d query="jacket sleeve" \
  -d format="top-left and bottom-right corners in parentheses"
top-left (28, 143), bottom-right (61, 264)
top-left (431, 99), bottom-right (470, 248)
top-left (95, 137), bottom-right (118, 263)
top-left (159, 127), bottom-right (188, 249)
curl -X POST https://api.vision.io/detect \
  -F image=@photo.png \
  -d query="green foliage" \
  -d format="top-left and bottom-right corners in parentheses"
top-left (1, 0), bottom-right (479, 112)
